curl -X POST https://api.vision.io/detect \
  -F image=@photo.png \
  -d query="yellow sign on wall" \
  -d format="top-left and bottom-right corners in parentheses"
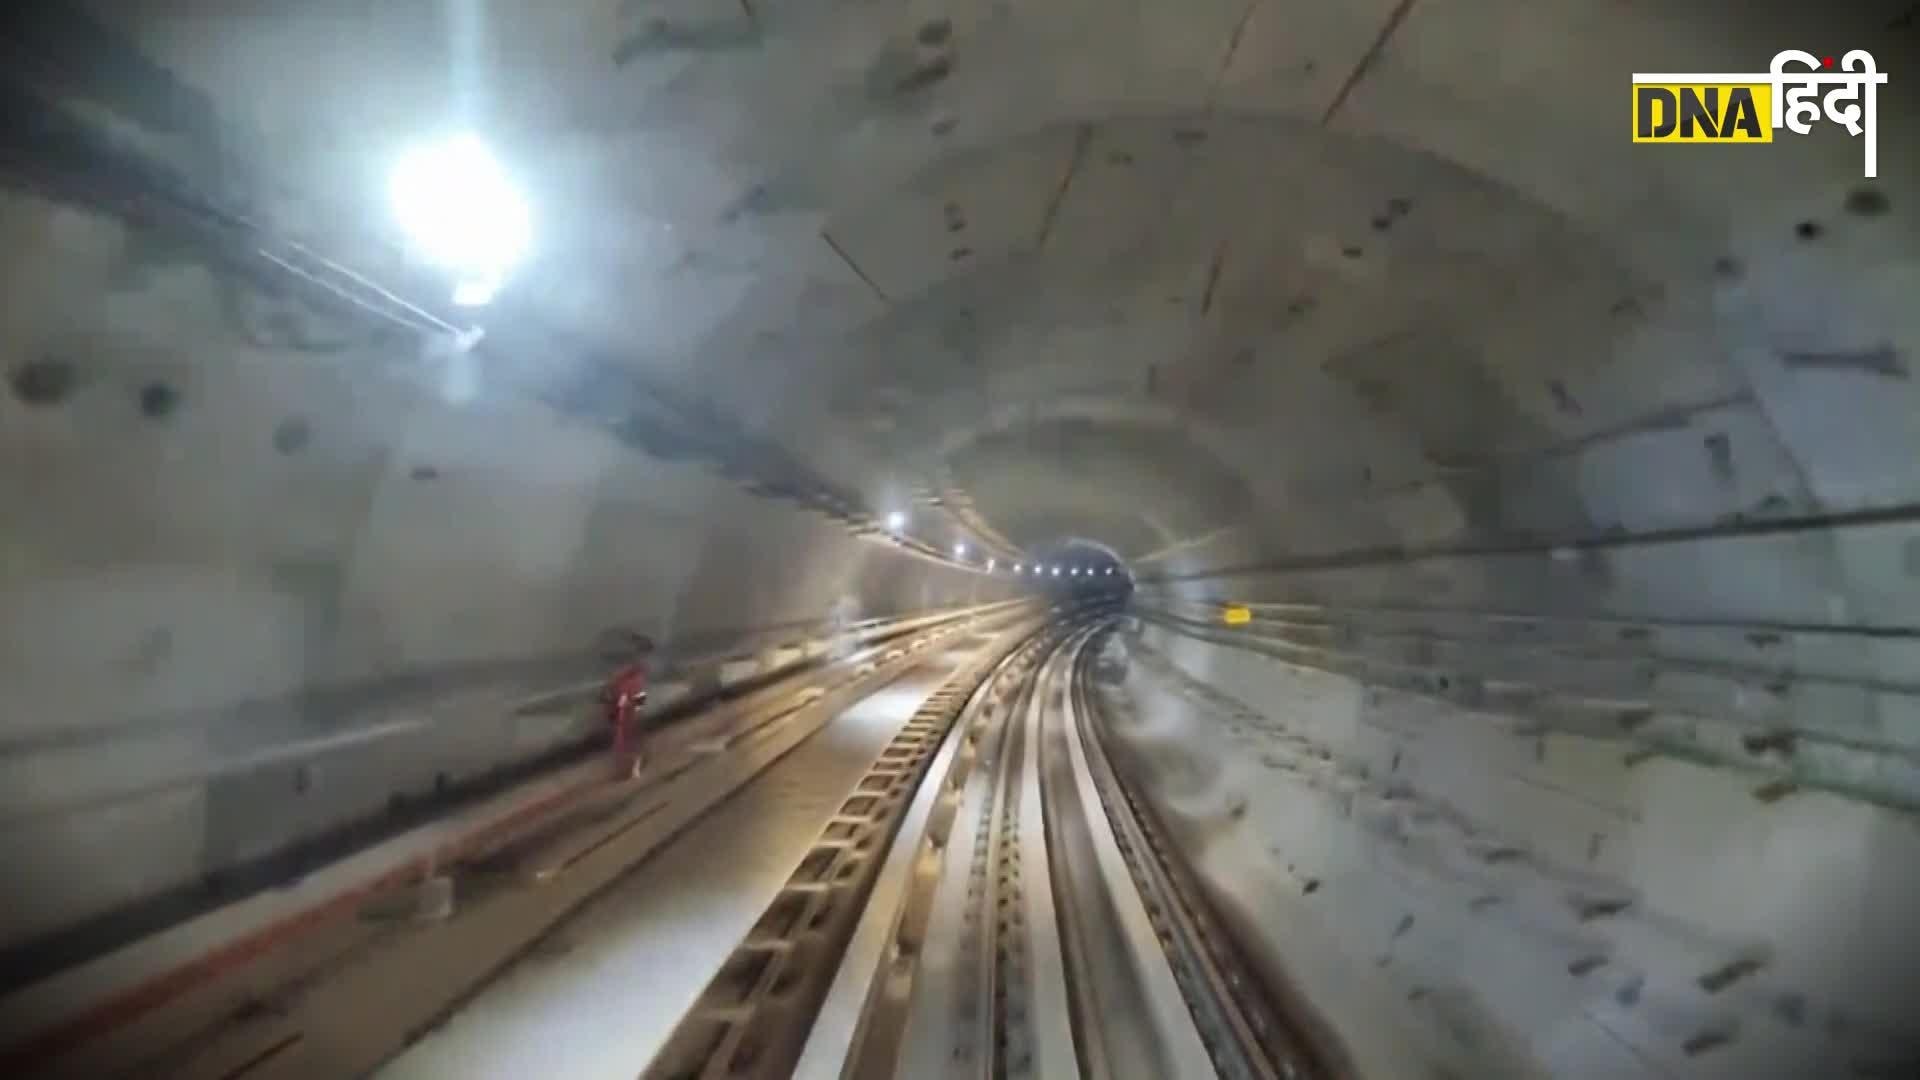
top-left (1222, 605), bottom-right (1252, 626)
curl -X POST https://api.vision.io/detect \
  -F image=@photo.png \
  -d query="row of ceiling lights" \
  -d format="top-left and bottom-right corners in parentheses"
top-left (886, 511), bottom-right (1122, 579)
top-left (975, 554), bottom-right (1119, 577)
top-left (1008, 563), bottom-right (1119, 577)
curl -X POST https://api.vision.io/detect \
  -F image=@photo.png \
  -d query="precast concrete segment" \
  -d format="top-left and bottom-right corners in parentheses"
top-left (0, 599), bottom-right (1029, 1071)
top-left (32, 621), bottom-right (1029, 1080)
top-left (1137, 604), bottom-right (1920, 814)
top-left (636, 625), bottom-right (1033, 1080)
top-left (791, 637), bottom-right (1048, 1080)
top-left (190, 655), bottom-right (988, 1080)
top-left (885, 643), bottom-right (1051, 1079)
top-left (791, 630), bottom-right (1067, 1076)
top-left (374, 659), bottom-right (979, 1080)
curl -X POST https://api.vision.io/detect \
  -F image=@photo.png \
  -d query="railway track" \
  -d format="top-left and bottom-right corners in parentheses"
top-left (6, 610), bottom-right (1037, 1080)
top-left (28, 610), bottom-right (1336, 1079)
top-left (644, 615), bottom-right (1337, 1079)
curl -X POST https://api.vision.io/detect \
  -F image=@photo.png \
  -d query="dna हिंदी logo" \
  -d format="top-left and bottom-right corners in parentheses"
top-left (1632, 50), bottom-right (1887, 177)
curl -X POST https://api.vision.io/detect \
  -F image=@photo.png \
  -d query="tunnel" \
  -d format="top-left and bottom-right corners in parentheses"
top-left (2, 2), bottom-right (1918, 1077)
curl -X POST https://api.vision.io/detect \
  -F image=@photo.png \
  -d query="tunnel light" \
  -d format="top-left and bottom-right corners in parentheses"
top-left (450, 278), bottom-right (501, 307)
top-left (1051, 566), bottom-right (1061, 576)
top-left (987, 558), bottom-right (997, 571)
top-left (954, 542), bottom-right (969, 559)
top-left (1071, 568), bottom-right (1080, 576)
top-left (1106, 567), bottom-right (1115, 575)
top-left (1014, 563), bottom-right (1023, 574)
top-left (886, 511), bottom-right (907, 531)
top-left (388, 133), bottom-right (531, 306)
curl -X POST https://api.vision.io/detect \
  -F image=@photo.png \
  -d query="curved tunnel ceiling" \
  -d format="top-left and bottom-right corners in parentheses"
top-left (73, 1), bottom-right (1909, 586)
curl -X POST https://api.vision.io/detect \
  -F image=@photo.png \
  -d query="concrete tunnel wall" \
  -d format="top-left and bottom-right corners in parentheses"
top-left (1126, 545), bottom-right (1920, 1076)
top-left (0, 187), bottom-right (1018, 957)
top-left (2, 1), bottom-right (1920, 1075)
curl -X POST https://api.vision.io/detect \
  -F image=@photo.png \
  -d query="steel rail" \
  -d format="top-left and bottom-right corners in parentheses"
top-left (1038, 624), bottom-right (1214, 1080)
top-left (828, 614), bottom-right (1318, 1080)
top-left (1070, 624), bottom-right (1343, 1079)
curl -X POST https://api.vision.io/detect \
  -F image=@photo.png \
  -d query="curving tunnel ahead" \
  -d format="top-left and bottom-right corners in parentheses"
top-left (2, 2), bottom-right (1919, 1077)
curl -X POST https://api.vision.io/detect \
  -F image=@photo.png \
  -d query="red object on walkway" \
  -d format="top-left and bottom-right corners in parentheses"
top-left (604, 661), bottom-right (649, 775)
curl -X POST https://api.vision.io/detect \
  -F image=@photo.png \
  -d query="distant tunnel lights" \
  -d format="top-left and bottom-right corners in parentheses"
top-left (389, 133), bottom-right (531, 307)
top-left (954, 542), bottom-right (968, 559)
top-left (886, 511), bottom-right (908, 531)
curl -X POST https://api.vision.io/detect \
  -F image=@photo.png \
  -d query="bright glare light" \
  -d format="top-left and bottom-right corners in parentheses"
top-left (987, 558), bottom-right (997, 571)
top-left (1071, 568), bottom-right (1080, 576)
top-left (451, 278), bottom-right (500, 307)
top-left (1051, 566), bottom-right (1061, 576)
top-left (1106, 567), bottom-right (1116, 575)
top-left (1014, 564), bottom-right (1023, 573)
top-left (389, 134), bottom-right (531, 305)
top-left (886, 511), bottom-right (907, 531)
top-left (954, 542), bottom-right (969, 559)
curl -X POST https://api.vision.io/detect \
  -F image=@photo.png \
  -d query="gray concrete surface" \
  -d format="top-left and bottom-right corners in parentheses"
top-left (2, 1), bottom-right (1918, 1075)
top-left (376, 658), bottom-right (969, 1080)
top-left (1108, 624), bottom-right (1920, 1077)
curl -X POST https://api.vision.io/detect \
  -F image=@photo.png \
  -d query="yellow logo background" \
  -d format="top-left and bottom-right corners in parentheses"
top-left (1632, 83), bottom-right (1775, 143)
